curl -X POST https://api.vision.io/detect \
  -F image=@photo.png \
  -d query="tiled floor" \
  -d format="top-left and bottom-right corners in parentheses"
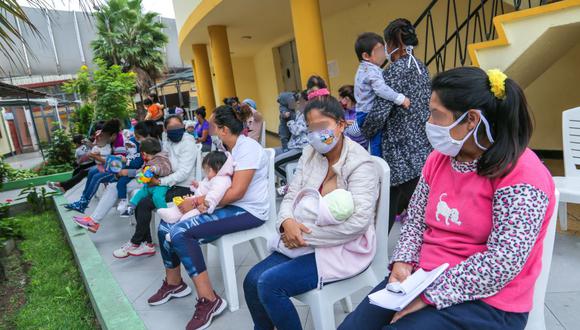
top-left (60, 157), bottom-right (580, 330)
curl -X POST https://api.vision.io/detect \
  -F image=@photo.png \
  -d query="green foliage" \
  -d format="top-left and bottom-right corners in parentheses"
top-left (37, 164), bottom-right (73, 176)
top-left (16, 186), bottom-right (57, 213)
top-left (93, 59), bottom-right (136, 121)
top-left (4, 166), bottom-right (37, 181)
top-left (45, 126), bottom-right (75, 167)
top-left (0, 217), bottom-right (20, 242)
top-left (71, 104), bottom-right (95, 136)
top-left (63, 65), bottom-right (94, 103)
top-left (9, 211), bottom-right (98, 329)
top-left (91, 0), bottom-right (168, 92)
top-left (46, 128), bottom-right (72, 164)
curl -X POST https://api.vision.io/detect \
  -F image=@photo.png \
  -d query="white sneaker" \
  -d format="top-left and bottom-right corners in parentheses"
top-left (117, 199), bottom-right (128, 213)
top-left (128, 242), bottom-right (156, 257)
top-left (112, 242), bottom-right (140, 258)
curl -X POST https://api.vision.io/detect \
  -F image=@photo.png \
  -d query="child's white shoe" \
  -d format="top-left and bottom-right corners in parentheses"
top-left (117, 199), bottom-right (128, 213)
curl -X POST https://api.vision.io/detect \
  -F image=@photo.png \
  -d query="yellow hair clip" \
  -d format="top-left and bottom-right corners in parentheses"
top-left (486, 69), bottom-right (507, 100)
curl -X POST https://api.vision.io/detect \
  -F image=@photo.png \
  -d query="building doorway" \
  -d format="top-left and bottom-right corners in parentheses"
top-left (277, 40), bottom-right (301, 92)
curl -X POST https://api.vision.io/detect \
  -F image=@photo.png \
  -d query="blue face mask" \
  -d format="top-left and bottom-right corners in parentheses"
top-left (166, 128), bottom-right (185, 143)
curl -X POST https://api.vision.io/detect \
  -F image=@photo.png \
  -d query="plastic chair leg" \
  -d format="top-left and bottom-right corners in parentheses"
top-left (218, 242), bottom-right (240, 312)
top-left (250, 238), bottom-right (266, 260)
top-left (151, 212), bottom-right (159, 245)
top-left (558, 201), bottom-right (567, 231)
top-left (340, 296), bottom-right (353, 313)
top-left (309, 298), bottom-right (336, 330)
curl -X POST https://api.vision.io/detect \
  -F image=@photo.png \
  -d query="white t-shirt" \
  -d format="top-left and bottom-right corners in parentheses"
top-left (90, 144), bottom-right (112, 165)
top-left (231, 135), bottom-right (269, 221)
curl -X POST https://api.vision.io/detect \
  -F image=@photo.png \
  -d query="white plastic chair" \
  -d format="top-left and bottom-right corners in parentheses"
top-left (194, 143), bottom-right (203, 181)
top-left (260, 121), bottom-right (266, 147)
top-left (294, 156), bottom-right (390, 330)
top-left (525, 190), bottom-right (560, 330)
top-left (553, 107), bottom-right (580, 231)
top-left (206, 148), bottom-right (277, 312)
top-left (285, 162), bottom-right (298, 184)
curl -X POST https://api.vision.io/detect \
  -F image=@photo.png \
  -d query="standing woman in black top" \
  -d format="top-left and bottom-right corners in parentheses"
top-left (361, 18), bottom-right (432, 231)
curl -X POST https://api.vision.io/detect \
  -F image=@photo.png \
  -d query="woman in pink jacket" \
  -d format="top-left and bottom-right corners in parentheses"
top-left (339, 67), bottom-right (555, 330)
top-left (244, 95), bottom-right (380, 330)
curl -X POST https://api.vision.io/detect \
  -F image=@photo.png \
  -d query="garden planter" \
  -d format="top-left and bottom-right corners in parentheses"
top-left (0, 171), bottom-right (72, 192)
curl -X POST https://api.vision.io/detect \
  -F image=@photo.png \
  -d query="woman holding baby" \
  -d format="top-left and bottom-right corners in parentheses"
top-left (147, 105), bottom-right (270, 330)
top-left (243, 95), bottom-right (380, 330)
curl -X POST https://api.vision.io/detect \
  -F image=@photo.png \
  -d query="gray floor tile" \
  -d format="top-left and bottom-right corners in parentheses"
top-left (545, 305), bottom-right (565, 330)
top-left (547, 234), bottom-right (580, 293)
top-left (545, 291), bottom-right (580, 329)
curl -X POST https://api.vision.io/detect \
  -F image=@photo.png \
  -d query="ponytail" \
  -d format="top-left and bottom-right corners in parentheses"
top-left (479, 78), bottom-right (532, 177)
top-left (432, 67), bottom-right (533, 178)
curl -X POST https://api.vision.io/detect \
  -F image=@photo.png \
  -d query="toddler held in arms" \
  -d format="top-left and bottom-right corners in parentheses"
top-left (157, 151), bottom-right (234, 223)
top-left (268, 188), bottom-right (355, 258)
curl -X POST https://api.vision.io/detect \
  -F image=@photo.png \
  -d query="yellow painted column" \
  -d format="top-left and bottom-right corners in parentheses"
top-left (192, 44), bottom-right (216, 113)
top-left (207, 25), bottom-right (236, 103)
top-left (290, 0), bottom-right (329, 88)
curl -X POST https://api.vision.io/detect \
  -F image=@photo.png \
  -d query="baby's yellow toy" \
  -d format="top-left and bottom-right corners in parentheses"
top-left (172, 195), bottom-right (194, 206)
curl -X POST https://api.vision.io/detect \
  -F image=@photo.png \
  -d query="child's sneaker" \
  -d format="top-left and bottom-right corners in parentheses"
top-left (73, 216), bottom-right (100, 233)
top-left (113, 242), bottom-right (140, 258)
top-left (117, 199), bottom-right (128, 213)
top-left (120, 206), bottom-right (135, 218)
top-left (128, 242), bottom-right (156, 257)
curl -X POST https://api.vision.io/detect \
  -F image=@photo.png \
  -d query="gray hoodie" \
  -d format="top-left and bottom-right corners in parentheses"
top-left (277, 92), bottom-right (296, 120)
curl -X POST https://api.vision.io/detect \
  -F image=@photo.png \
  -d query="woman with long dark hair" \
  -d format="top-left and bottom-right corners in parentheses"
top-left (360, 18), bottom-right (432, 232)
top-left (147, 106), bottom-right (270, 330)
top-left (339, 66), bottom-right (555, 330)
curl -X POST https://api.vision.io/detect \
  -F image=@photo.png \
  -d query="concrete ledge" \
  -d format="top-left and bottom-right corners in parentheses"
top-left (1, 171), bottom-right (73, 192)
top-left (53, 195), bottom-right (146, 330)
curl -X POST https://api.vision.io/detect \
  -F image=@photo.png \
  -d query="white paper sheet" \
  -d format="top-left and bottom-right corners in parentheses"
top-left (368, 263), bottom-right (449, 311)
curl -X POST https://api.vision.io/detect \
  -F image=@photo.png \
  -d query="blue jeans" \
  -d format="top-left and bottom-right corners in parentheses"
top-left (158, 205), bottom-right (264, 277)
top-left (80, 167), bottom-right (117, 202)
top-left (338, 277), bottom-right (528, 330)
top-left (356, 111), bottom-right (382, 156)
top-left (244, 252), bottom-right (318, 330)
top-left (116, 176), bottom-right (133, 199)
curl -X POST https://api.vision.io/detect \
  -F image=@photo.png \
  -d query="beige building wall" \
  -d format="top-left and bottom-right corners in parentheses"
top-left (232, 57), bottom-right (260, 105)
top-left (526, 42), bottom-right (580, 151)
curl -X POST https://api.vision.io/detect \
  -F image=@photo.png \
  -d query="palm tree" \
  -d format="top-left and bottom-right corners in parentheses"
top-left (0, 0), bottom-right (98, 67)
top-left (91, 0), bottom-right (168, 93)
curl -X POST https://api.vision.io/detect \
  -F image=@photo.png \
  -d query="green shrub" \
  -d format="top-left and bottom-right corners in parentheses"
top-left (45, 127), bottom-right (75, 167)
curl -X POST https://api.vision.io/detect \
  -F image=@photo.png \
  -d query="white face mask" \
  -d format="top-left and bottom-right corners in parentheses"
top-left (385, 46), bottom-right (399, 63)
top-left (425, 110), bottom-right (495, 157)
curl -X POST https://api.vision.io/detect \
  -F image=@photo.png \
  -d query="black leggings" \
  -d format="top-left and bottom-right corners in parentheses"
top-left (132, 186), bottom-right (191, 244)
top-left (388, 177), bottom-right (420, 232)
